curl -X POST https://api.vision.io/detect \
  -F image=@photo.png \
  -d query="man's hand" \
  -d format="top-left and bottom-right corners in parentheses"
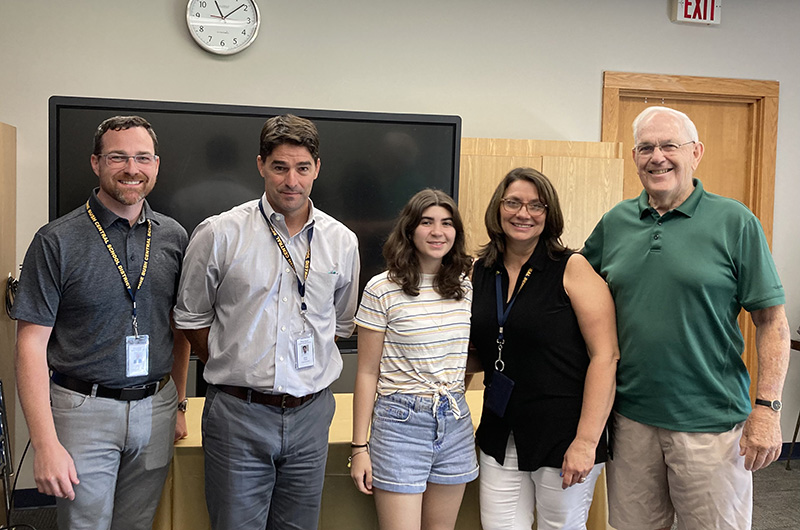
top-left (174, 411), bottom-right (188, 441)
top-left (34, 440), bottom-right (79, 500)
top-left (739, 406), bottom-right (782, 471)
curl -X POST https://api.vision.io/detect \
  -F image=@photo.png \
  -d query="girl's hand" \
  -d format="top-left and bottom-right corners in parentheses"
top-left (349, 450), bottom-right (373, 495)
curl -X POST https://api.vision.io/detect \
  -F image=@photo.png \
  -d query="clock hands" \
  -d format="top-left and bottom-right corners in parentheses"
top-left (222, 4), bottom-right (246, 18)
top-left (213, 1), bottom-right (225, 18)
top-left (209, 2), bottom-right (246, 20)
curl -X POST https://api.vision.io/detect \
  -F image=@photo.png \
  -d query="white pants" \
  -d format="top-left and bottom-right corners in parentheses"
top-left (479, 435), bottom-right (603, 530)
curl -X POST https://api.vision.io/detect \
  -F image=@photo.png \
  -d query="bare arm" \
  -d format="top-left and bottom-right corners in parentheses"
top-left (350, 327), bottom-right (384, 495)
top-left (561, 254), bottom-right (619, 489)
top-left (182, 327), bottom-right (211, 364)
top-left (464, 343), bottom-right (484, 390)
top-left (739, 304), bottom-right (790, 471)
top-left (170, 315), bottom-right (191, 441)
top-left (15, 320), bottom-right (80, 499)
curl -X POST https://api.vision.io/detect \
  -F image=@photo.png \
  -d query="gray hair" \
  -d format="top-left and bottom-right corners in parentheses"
top-left (632, 106), bottom-right (699, 144)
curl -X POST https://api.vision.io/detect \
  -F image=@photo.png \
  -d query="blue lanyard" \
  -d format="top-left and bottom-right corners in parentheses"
top-left (494, 267), bottom-right (532, 371)
top-left (258, 199), bottom-right (313, 313)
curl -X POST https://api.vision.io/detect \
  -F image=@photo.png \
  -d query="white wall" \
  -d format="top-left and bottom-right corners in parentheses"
top-left (2, 1), bottom-right (799, 488)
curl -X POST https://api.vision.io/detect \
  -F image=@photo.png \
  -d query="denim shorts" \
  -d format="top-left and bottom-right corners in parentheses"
top-left (369, 392), bottom-right (479, 494)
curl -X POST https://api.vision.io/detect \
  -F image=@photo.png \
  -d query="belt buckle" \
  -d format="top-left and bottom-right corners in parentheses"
top-left (118, 382), bottom-right (152, 401)
top-left (281, 394), bottom-right (289, 408)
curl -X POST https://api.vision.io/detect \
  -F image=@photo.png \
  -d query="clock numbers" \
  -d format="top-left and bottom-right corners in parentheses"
top-left (187, 0), bottom-right (260, 55)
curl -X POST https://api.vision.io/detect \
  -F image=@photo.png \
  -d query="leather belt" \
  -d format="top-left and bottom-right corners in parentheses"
top-left (51, 372), bottom-right (170, 401)
top-left (215, 384), bottom-right (318, 408)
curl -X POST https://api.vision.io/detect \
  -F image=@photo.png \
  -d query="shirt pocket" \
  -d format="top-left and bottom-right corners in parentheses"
top-left (304, 270), bottom-right (338, 312)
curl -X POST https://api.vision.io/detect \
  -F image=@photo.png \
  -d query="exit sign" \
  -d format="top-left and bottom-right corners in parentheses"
top-left (672, 0), bottom-right (722, 25)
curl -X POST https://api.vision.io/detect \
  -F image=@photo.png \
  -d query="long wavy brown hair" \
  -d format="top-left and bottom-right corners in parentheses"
top-left (383, 189), bottom-right (471, 300)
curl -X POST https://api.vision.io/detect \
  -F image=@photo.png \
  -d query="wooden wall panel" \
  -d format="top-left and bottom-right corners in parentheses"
top-left (459, 154), bottom-right (543, 255)
top-left (462, 137), bottom-right (623, 159)
top-left (541, 156), bottom-right (624, 250)
top-left (459, 138), bottom-right (624, 256)
top-left (0, 122), bottom-right (16, 458)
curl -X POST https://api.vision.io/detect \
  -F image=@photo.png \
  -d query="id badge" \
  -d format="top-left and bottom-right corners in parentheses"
top-left (292, 330), bottom-right (315, 370)
top-left (126, 335), bottom-right (150, 377)
top-left (485, 369), bottom-right (514, 418)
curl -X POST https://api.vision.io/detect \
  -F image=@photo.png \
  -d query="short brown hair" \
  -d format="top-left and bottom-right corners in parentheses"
top-left (93, 116), bottom-right (158, 156)
top-left (259, 114), bottom-right (320, 162)
top-left (383, 189), bottom-right (471, 300)
top-left (478, 167), bottom-right (569, 267)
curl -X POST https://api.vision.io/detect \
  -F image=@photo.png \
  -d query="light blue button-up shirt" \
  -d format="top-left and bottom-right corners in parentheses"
top-left (174, 195), bottom-right (360, 396)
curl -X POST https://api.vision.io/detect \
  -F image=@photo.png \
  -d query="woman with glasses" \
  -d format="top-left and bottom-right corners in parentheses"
top-left (469, 167), bottom-right (619, 530)
top-left (350, 189), bottom-right (478, 530)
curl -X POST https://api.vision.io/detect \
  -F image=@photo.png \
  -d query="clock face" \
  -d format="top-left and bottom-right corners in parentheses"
top-left (186, 0), bottom-right (260, 55)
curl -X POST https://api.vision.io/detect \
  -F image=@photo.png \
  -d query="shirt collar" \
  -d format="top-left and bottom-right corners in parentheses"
top-left (259, 193), bottom-right (316, 233)
top-left (637, 178), bottom-right (704, 219)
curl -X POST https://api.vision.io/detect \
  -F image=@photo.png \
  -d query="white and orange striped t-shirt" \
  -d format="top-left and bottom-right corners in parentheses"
top-left (355, 271), bottom-right (472, 397)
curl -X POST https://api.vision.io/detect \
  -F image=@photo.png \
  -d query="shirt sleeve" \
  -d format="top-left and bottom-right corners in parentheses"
top-left (173, 219), bottom-right (221, 329)
top-left (736, 216), bottom-right (785, 311)
top-left (11, 231), bottom-right (62, 327)
top-left (355, 276), bottom-right (388, 333)
top-left (333, 231), bottom-right (361, 338)
top-left (581, 217), bottom-right (605, 274)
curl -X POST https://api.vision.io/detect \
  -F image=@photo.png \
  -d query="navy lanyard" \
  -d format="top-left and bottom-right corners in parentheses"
top-left (258, 199), bottom-right (313, 313)
top-left (494, 267), bottom-right (532, 371)
top-left (86, 201), bottom-right (151, 336)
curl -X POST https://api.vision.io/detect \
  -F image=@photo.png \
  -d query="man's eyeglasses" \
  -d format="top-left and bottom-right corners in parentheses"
top-left (500, 199), bottom-right (548, 215)
top-left (633, 141), bottom-right (695, 157)
top-left (100, 153), bottom-right (158, 167)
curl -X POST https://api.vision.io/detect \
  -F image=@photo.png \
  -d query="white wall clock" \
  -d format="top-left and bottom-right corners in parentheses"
top-left (186, 0), bottom-right (260, 55)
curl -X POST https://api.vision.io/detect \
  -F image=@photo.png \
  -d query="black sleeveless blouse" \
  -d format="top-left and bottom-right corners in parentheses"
top-left (470, 242), bottom-right (608, 471)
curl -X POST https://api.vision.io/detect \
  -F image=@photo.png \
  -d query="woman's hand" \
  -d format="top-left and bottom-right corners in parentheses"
top-left (349, 450), bottom-right (373, 495)
top-left (560, 438), bottom-right (596, 489)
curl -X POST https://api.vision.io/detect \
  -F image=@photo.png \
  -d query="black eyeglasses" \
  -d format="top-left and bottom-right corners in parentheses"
top-left (500, 199), bottom-right (547, 215)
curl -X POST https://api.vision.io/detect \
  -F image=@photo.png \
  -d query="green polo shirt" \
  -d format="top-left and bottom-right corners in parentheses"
top-left (583, 179), bottom-right (784, 432)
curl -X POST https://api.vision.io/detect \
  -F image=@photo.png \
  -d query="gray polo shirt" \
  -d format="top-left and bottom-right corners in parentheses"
top-left (12, 189), bottom-right (188, 387)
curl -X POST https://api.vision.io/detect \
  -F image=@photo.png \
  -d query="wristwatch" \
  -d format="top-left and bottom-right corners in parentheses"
top-left (755, 398), bottom-right (782, 412)
top-left (178, 398), bottom-right (189, 412)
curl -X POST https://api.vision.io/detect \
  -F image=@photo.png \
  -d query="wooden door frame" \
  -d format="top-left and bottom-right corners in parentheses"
top-left (601, 71), bottom-right (779, 243)
top-left (601, 71), bottom-right (780, 400)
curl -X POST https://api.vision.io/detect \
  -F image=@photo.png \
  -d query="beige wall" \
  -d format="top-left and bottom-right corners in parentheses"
top-left (2, 1), bottom-right (799, 489)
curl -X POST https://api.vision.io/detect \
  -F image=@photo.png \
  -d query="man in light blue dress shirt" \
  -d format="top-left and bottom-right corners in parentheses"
top-left (175, 114), bottom-right (360, 530)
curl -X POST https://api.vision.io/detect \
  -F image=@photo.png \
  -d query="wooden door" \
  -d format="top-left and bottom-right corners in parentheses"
top-left (602, 72), bottom-right (780, 400)
top-left (616, 99), bottom-right (753, 206)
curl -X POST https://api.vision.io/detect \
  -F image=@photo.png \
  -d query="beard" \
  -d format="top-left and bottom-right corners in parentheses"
top-left (99, 173), bottom-right (154, 206)
top-left (111, 186), bottom-right (147, 205)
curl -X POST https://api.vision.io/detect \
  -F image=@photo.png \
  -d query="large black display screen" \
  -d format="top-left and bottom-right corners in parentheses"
top-left (49, 96), bottom-right (462, 351)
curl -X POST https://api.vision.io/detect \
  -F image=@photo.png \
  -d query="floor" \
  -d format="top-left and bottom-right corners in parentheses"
top-left (5, 463), bottom-right (799, 529)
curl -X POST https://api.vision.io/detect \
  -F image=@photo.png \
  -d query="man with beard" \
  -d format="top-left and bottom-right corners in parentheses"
top-left (13, 116), bottom-right (190, 529)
